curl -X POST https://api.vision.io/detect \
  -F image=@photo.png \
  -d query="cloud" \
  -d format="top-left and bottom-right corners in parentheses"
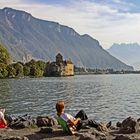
top-left (0, 0), bottom-right (140, 48)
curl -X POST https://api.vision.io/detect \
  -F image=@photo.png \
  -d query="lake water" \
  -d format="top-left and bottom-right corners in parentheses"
top-left (0, 74), bottom-right (140, 123)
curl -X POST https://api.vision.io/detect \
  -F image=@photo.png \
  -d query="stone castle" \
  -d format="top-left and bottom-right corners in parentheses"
top-left (46, 53), bottom-right (74, 76)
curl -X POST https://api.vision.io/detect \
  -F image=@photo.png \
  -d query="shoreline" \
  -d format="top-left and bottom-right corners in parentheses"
top-left (0, 115), bottom-right (140, 140)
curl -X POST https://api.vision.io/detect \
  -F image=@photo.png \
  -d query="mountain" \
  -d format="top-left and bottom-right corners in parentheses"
top-left (0, 7), bottom-right (133, 70)
top-left (107, 43), bottom-right (140, 70)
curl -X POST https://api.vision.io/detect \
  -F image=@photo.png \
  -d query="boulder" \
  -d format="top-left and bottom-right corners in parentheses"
top-left (119, 117), bottom-right (137, 134)
top-left (9, 120), bottom-right (37, 129)
top-left (96, 123), bottom-right (109, 133)
top-left (113, 135), bottom-right (131, 140)
top-left (3, 136), bottom-right (29, 140)
top-left (39, 127), bottom-right (54, 133)
top-left (92, 129), bottom-right (106, 137)
top-left (78, 133), bottom-right (96, 140)
top-left (135, 118), bottom-right (140, 133)
top-left (116, 122), bottom-right (122, 127)
top-left (36, 116), bottom-right (58, 127)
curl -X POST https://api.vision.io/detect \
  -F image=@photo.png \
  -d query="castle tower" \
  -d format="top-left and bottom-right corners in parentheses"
top-left (56, 53), bottom-right (63, 64)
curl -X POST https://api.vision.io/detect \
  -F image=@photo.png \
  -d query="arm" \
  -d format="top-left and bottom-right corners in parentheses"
top-left (68, 117), bottom-right (81, 126)
top-left (0, 112), bottom-right (7, 126)
top-left (1, 116), bottom-right (7, 126)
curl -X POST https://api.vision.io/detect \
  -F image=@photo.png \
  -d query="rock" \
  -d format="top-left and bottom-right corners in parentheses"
top-left (8, 114), bottom-right (37, 129)
top-left (92, 129), bottom-right (106, 137)
top-left (96, 123), bottom-right (108, 133)
top-left (135, 118), bottom-right (140, 133)
top-left (39, 127), bottom-right (54, 133)
top-left (9, 120), bottom-right (37, 129)
top-left (78, 133), bottom-right (96, 140)
top-left (3, 136), bottom-right (29, 140)
top-left (36, 116), bottom-right (58, 127)
top-left (113, 135), bottom-right (131, 140)
top-left (116, 122), bottom-right (122, 127)
top-left (46, 116), bottom-right (58, 127)
top-left (36, 117), bottom-right (49, 127)
top-left (110, 126), bottom-right (118, 130)
top-left (92, 129), bottom-right (107, 140)
top-left (119, 117), bottom-right (137, 134)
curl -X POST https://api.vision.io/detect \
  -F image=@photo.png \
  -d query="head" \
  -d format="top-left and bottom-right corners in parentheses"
top-left (56, 100), bottom-right (65, 115)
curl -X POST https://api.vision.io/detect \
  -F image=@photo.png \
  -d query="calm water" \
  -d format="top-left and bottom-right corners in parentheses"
top-left (0, 74), bottom-right (140, 123)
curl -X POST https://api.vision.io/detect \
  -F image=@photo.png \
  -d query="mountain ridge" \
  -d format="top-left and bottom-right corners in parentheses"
top-left (107, 43), bottom-right (140, 70)
top-left (0, 7), bottom-right (133, 70)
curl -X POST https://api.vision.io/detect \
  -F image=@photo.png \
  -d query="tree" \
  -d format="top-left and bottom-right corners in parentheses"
top-left (0, 44), bottom-right (11, 65)
top-left (36, 60), bottom-right (46, 76)
top-left (23, 65), bottom-right (30, 76)
top-left (7, 64), bottom-right (16, 78)
top-left (0, 63), bottom-right (8, 78)
top-left (26, 59), bottom-right (45, 77)
top-left (13, 62), bottom-right (24, 77)
top-left (30, 65), bottom-right (43, 77)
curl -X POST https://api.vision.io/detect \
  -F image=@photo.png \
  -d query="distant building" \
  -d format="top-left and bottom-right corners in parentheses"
top-left (46, 53), bottom-right (74, 76)
top-left (22, 54), bottom-right (33, 63)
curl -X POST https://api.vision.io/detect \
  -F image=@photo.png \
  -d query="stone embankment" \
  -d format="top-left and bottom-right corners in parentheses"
top-left (0, 115), bottom-right (140, 140)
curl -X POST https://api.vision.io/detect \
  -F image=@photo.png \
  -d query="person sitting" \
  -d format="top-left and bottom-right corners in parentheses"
top-left (55, 100), bottom-right (111, 134)
top-left (0, 109), bottom-right (7, 128)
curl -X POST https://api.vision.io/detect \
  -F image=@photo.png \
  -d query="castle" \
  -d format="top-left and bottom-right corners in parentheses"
top-left (46, 53), bottom-right (74, 76)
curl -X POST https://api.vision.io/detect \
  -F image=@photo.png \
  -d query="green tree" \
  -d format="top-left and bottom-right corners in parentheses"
top-left (0, 44), bottom-right (11, 65)
top-left (26, 59), bottom-right (45, 77)
top-left (7, 64), bottom-right (16, 78)
top-left (23, 65), bottom-right (30, 76)
top-left (26, 59), bottom-right (36, 68)
top-left (30, 65), bottom-right (43, 77)
top-left (0, 63), bottom-right (8, 78)
top-left (36, 60), bottom-right (46, 76)
top-left (13, 62), bottom-right (24, 77)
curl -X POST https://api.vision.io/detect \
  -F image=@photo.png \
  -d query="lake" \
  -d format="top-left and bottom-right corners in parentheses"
top-left (0, 74), bottom-right (140, 123)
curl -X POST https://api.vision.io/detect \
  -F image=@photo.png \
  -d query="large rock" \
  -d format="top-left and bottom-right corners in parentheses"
top-left (96, 123), bottom-right (109, 133)
top-left (8, 115), bottom-right (37, 129)
top-left (3, 136), bottom-right (29, 140)
top-left (39, 127), bottom-right (54, 133)
top-left (119, 117), bottom-right (137, 134)
top-left (113, 135), bottom-right (131, 140)
top-left (9, 119), bottom-right (37, 129)
top-left (78, 133), bottom-right (96, 140)
top-left (36, 116), bottom-right (58, 127)
top-left (92, 129), bottom-right (106, 137)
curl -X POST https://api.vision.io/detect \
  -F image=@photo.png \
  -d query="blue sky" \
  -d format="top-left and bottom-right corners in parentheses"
top-left (23, 0), bottom-right (140, 13)
top-left (0, 0), bottom-right (140, 48)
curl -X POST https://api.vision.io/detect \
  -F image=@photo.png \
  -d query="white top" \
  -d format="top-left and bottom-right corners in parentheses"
top-left (61, 113), bottom-right (75, 122)
top-left (0, 112), bottom-right (4, 119)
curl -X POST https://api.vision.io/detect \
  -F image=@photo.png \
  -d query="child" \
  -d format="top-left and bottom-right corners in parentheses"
top-left (0, 109), bottom-right (7, 128)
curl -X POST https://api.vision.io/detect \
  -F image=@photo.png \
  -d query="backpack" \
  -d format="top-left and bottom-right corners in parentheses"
top-left (56, 115), bottom-right (77, 134)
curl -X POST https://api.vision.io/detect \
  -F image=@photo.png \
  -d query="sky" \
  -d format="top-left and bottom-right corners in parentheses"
top-left (0, 0), bottom-right (140, 49)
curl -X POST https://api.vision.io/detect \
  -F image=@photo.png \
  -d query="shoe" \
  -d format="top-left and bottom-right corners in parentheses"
top-left (106, 121), bottom-right (112, 128)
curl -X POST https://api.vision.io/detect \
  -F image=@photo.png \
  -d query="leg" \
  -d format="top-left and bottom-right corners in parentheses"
top-left (75, 110), bottom-right (88, 120)
top-left (88, 119), bottom-right (99, 128)
top-left (76, 119), bottom-right (99, 130)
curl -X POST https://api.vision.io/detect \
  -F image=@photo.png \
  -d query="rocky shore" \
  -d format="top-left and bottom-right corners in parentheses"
top-left (1, 115), bottom-right (140, 140)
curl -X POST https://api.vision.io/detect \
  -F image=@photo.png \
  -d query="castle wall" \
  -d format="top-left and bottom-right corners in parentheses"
top-left (64, 63), bottom-right (74, 76)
